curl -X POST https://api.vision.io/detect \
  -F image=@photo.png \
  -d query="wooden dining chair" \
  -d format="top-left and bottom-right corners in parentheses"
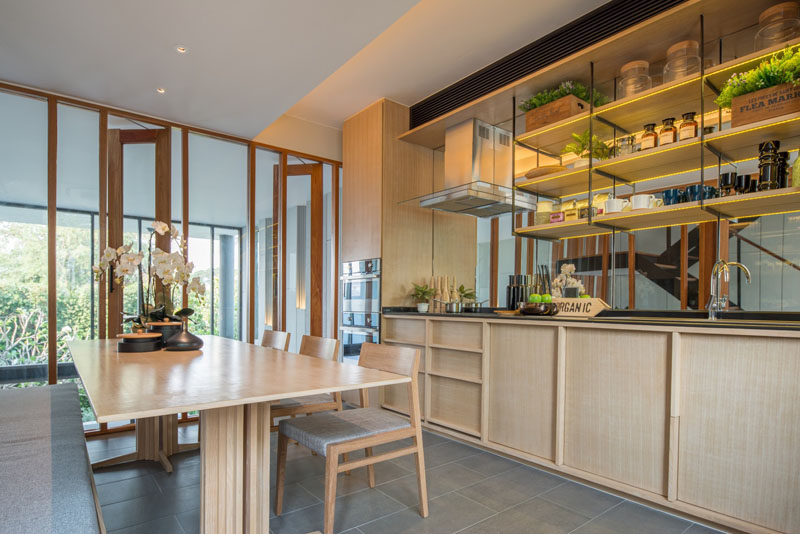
top-left (260, 329), bottom-right (291, 351)
top-left (269, 335), bottom-right (342, 432)
top-left (274, 342), bottom-right (427, 534)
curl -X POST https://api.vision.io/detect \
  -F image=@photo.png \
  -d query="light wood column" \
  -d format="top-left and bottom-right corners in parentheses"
top-left (244, 402), bottom-right (271, 534)
top-left (200, 405), bottom-right (245, 533)
top-left (200, 402), bottom-right (271, 534)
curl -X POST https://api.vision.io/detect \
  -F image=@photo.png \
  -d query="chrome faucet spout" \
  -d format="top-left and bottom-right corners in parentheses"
top-left (728, 261), bottom-right (752, 284)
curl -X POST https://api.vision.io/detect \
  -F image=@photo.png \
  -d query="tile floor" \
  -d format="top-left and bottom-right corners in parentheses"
top-left (89, 423), bottom-right (726, 534)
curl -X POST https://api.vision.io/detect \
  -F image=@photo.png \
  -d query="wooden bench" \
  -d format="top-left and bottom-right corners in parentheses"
top-left (0, 383), bottom-right (105, 533)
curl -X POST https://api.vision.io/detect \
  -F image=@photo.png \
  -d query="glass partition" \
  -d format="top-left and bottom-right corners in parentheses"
top-left (254, 148), bottom-right (279, 342)
top-left (0, 90), bottom-right (48, 389)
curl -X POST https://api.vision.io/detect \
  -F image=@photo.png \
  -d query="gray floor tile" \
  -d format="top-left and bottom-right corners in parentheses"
top-left (271, 488), bottom-right (405, 534)
top-left (271, 454), bottom-right (327, 486)
top-left (87, 432), bottom-right (135, 453)
top-left (455, 451), bottom-right (520, 477)
top-left (377, 462), bottom-right (487, 507)
top-left (684, 523), bottom-right (727, 533)
top-left (270, 482), bottom-right (321, 517)
top-left (457, 465), bottom-right (564, 512)
top-left (421, 430), bottom-right (451, 448)
top-left (93, 460), bottom-right (162, 485)
top-left (101, 483), bottom-right (200, 531)
top-left (539, 481), bottom-right (622, 518)
top-left (176, 508), bottom-right (199, 534)
top-left (97, 474), bottom-right (161, 506)
top-left (572, 501), bottom-right (691, 534)
top-left (110, 514), bottom-right (185, 534)
top-left (460, 496), bottom-right (591, 534)
top-left (358, 492), bottom-right (494, 534)
top-left (391, 440), bottom-right (478, 471)
top-left (152, 457), bottom-right (201, 493)
top-left (299, 461), bottom-right (411, 500)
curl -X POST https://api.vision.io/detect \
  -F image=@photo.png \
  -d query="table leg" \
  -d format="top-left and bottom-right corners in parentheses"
top-left (199, 403), bottom-right (271, 534)
top-left (91, 415), bottom-right (180, 472)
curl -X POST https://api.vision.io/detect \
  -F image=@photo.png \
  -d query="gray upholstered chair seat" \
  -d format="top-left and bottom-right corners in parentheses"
top-left (275, 393), bottom-right (335, 408)
top-left (279, 407), bottom-right (410, 456)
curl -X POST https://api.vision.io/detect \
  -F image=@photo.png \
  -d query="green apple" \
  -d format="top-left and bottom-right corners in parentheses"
top-left (541, 293), bottom-right (552, 303)
top-left (528, 293), bottom-right (542, 303)
top-left (580, 293), bottom-right (591, 298)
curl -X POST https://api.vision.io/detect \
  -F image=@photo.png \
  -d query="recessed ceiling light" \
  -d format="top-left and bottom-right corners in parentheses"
top-left (175, 46), bottom-right (187, 54)
top-left (156, 88), bottom-right (166, 94)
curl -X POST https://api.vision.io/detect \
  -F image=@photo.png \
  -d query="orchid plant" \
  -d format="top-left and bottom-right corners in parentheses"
top-left (93, 220), bottom-right (206, 329)
top-left (550, 263), bottom-right (585, 299)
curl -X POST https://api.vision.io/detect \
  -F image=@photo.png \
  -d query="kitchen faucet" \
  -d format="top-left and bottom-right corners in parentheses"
top-left (708, 259), bottom-right (751, 320)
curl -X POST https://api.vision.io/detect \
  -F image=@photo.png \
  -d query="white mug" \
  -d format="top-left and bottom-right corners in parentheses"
top-left (631, 194), bottom-right (664, 210)
top-left (604, 198), bottom-right (630, 213)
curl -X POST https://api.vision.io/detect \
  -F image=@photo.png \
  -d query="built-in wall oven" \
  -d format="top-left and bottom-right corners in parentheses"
top-left (340, 258), bottom-right (380, 364)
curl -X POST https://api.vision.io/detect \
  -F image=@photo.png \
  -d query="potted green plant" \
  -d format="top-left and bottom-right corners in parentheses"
top-left (562, 129), bottom-right (612, 168)
top-left (411, 283), bottom-right (435, 313)
top-left (519, 81), bottom-right (609, 132)
top-left (457, 284), bottom-right (477, 303)
top-left (716, 45), bottom-right (800, 127)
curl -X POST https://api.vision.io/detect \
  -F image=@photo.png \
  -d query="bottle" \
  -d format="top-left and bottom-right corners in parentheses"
top-left (641, 123), bottom-right (658, 150)
top-left (679, 112), bottom-right (698, 141)
top-left (659, 118), bottom-right (677, 146)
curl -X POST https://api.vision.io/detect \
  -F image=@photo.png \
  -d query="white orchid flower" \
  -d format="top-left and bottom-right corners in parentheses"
top-left (101, 247), bottom-right (116, 262)
top-left (152, 221), bottom-right (170, 235)
top-left (170, 223), bottom-right (180, 238)
top-left (116, 244), bottom-right (132, 255)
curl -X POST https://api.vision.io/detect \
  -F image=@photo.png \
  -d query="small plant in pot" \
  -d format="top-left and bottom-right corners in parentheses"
top-left (562, 129), bottom-right (612, 168)
top-left (457, 284), bottom-right (476, 303)
top-left (411, 283), bottom-right (435, 313)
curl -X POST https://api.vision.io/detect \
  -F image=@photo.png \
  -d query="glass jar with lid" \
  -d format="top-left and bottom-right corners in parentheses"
top-left (641, 123), bottom-right (658, 150)
top-left (659, 118), bottom-right (677, 145)
top-left (679, 112), bottom-right (698, 141)
top-left (755, 2), bottom-right (800, 51)
top-left (663, 40), bottom-right (701, 83)
top-left (617, 60), bottom-right (652, 98)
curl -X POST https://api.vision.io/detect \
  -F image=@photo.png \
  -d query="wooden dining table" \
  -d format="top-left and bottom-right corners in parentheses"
top-left (69, 335), bottom-right (410, 533)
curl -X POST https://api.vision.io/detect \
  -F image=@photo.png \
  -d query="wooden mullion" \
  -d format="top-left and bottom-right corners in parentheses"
top-left (489, 217), bottom-right (499, 307)
top-left (120, 129), bottom-right (159, 144)
top-left (247, 144), bottom-right (256, 343)
top-left (47, 96), bottom-right (57, 384)
top-left (279, 152), bottom-right (288, 331)
top-left (98, 110), bottom-right (108, 339)
top-left (628, 233), bottom-right (636, 310)
top-left (332, 164), bottom-right (340, 339)
top-left (680, 225), bottom-right (688, 309)
top-left (182, 128), bottom-right (189, 308)
top-left (310, 164), bottom-right (323, 337)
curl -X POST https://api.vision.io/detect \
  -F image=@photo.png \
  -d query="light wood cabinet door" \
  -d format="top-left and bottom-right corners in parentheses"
top-left (564, 328), bottom-right (669, 495)
top-left (678, 334), bottom-right (800, 533)
top-left (487, 324), bottom-right (557, 460)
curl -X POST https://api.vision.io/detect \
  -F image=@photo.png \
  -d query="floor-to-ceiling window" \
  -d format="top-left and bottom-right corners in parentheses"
top-left (0, 90), bottom-right (49, 389)
top-left (188, 133), bottom-right (247, 340)
top-left (254, 148), bottom-right (279, 343)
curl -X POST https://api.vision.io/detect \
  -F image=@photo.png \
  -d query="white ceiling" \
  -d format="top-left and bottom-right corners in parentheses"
top-left (0, 0), bottom-right (418, 138)
top-left (282, 0), bottom-right (609, 129)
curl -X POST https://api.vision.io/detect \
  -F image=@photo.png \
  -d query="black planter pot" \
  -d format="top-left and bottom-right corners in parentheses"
top-left (165, 319), bottom-right (203, 351)
top-left (147, 321), bottom-right (182, 348)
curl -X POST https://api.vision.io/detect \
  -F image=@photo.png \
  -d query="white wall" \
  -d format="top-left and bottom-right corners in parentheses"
top-left (254, 114), bottom-right (342, 162)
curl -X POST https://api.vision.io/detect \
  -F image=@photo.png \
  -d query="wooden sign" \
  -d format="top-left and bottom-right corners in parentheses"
top-left (731, 83), bottom-right (800, 128)
top-left (525, 95), bottom-right (587, 132)
top-left (552, 297), bottom-right (609, 317)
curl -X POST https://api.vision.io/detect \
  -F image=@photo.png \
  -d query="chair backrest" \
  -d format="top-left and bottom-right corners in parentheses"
top-left (357, 343), bottom-right (421, 421)
top-left (298, 335), bottom-right (340, 362)
top-left (261, 329), bottom-right (291, 352)
top-left (358, 342), bottom-right (419, 377)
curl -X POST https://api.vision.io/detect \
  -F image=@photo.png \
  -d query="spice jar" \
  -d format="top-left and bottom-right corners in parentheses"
top-left (659, 118), bottom-right (677, 146)
top-left (641, 123), bottom-right (658, 150)
top-left (618, 60), bottom-right (652, 98)
top-left (663, 40), bottom-right (701, 83)
top-left (679, 112), bottom-right (698, 141)
top-left (617, 135), bottom-right (637, 155)
top-left (755, 2), bottom-right (800, 51)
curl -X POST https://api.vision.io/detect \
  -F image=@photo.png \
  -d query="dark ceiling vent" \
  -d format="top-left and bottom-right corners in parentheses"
top-left (409, 0), bottom-right (686, 129)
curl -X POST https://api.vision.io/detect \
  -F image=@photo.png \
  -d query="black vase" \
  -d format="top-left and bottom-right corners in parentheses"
top-left (165, 319), bottom-right (204, 351)
top-left (147, 321), bottom-right (181, 348)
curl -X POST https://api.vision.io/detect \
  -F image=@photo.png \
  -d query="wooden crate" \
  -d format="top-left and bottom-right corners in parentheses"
top-left (525, 95), bottom-right (588, 132)
top-left (730, 82), bottom-right (800, 128)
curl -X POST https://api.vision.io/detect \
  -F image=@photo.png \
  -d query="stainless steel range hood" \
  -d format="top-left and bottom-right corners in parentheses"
top-left (410, 118), bottom-right (535, 217)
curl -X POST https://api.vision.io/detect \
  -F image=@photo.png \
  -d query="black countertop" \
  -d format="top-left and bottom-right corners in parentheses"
top-left (382, 307), bottom-right (800, 331)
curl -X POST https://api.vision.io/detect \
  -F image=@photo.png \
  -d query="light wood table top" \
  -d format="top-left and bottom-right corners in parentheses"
top-left (69, 335), bottom-right (410, 423)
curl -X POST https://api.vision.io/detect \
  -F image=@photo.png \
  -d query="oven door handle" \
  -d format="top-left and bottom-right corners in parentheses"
top-left (340, 326), bottom-right (379, 335)
top-left (340, 273), bottom-right (380, 281)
